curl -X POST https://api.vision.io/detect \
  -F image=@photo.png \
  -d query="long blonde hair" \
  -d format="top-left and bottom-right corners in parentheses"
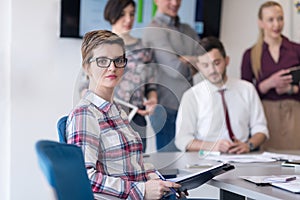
top-left (250, 1), bottom-right (283, 79)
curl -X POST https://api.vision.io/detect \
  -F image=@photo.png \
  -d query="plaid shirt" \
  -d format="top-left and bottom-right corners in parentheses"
top-left (66, 91), bottom-right (157, 199)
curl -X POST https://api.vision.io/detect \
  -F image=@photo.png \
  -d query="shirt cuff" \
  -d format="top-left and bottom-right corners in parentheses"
top-left (134, 182), bottom-right (146, 198)
top-left (147, 172), bottom-right (159, 180)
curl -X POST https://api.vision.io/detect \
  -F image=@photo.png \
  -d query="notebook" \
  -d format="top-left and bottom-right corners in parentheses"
top-left (167, 163), bottom-right (234, 192)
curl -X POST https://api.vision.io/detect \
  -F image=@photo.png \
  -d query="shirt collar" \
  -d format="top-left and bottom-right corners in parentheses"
top-left (155, 11), bottom-right (180, 27)
top-left (84, 90), bottom-right (112, 113)
top-left (262, 35), bottom-right (291, 51)
top-left (203, 78), bottom-right (232, 93)
top-left (281, 35), bottom-right (292, 50)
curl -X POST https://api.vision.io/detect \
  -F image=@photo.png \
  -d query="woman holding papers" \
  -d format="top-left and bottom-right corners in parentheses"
top-left (241, 1), bottom-right (300, 150)
top-left (78, 0), bottom-right (157, 152)
top-left (66, 30), bottom-right (180, 199)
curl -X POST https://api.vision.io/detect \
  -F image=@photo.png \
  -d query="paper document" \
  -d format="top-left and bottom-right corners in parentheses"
top-left (240, 175), bottom-right (297, 185)
top-left (113, 98), bottom-right (138, 122)
top-left (261, 152), bottom-right (300, 162)
top-left (272, 176), bottom-right (300, 193)
top-left (204, 151), bottom-right (300, 163)
top-left (204, 154), bottom-right (276, 163)
top-left (241, 175), bottom-right (300, 193)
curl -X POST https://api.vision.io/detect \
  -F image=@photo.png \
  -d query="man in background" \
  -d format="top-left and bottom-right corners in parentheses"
top-left (175, 37), bottom-right (268, 154)
top-left (143, 0), bottom-right (200, 152)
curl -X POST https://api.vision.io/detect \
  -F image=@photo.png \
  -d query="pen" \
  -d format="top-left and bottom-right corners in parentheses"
top-left (286, 176), bottom-right (297, 182)
top-left (154, 170), bottom-right (177, 194)
top-left (264, 176), bottom-right (297, 183)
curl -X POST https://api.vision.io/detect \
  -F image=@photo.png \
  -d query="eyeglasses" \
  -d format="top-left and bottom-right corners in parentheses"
top-left (89, 56), bottom-right (127, 68)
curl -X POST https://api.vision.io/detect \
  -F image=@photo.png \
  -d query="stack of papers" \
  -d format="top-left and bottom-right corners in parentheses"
top-left (240, 175), bottom-right (297, 185)
top-left (203, 151), bottom-right (300, 163)
top-left (261, 152), bottom-right (300, 161)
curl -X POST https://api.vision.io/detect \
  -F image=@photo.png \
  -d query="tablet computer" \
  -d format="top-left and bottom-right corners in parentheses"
top-left (287, 66), bottom-right (300, 85)
top-left (168, 163), bottom-right (234, 192)
top-left (113, 98), bottom-right (138, 122)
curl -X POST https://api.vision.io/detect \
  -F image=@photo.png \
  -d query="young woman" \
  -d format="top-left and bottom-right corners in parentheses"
top-left (66, 30), bottom-right (180, 199)
top-left (241, 1), bottom-right (300, 150)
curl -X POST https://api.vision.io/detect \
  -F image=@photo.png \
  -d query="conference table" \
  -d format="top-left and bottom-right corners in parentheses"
top-left (144, 151), bottom-right (300, 200)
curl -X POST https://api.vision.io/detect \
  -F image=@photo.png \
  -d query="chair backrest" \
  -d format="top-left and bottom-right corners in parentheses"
top-left (57, 116), bottom-right (68, 143)
top-left (35, 140), bottom-right (94, 200)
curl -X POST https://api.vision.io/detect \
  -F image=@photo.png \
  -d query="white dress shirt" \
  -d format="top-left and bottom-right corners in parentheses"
top-left (175, 77), bottom-right (269, 151)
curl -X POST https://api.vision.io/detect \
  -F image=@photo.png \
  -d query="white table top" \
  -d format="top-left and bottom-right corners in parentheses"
top-left (144, 151), bottom-right (300, 200)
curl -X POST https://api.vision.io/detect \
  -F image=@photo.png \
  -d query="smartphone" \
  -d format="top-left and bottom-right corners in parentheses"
top-left (281, 160), bottom-right (300, 167)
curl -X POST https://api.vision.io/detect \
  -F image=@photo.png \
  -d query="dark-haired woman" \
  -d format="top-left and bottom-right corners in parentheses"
top-left (79, 0), bottom-right (157, 152)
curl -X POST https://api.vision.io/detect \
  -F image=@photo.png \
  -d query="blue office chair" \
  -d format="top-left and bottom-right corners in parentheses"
top-left (57, 116), bottom-right (68, 143)
top-left (35, 140), bottom-right (94, 200)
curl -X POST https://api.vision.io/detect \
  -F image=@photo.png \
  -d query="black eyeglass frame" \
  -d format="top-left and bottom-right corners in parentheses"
top-left (89, 56), bottom-right (127, 68)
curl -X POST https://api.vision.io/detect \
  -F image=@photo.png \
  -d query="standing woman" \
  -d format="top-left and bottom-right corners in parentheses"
top-left (66, 30), bottom-right (180, 199)
top-left (241, 1), bottom-right (300, 150)
top-left (78, 0), bottom-right (157, 153)
top-left (104, 0), bottom-right (158, 153)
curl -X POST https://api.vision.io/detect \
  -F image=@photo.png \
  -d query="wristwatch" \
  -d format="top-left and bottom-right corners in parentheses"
top-left (247, 142), bottom-right (255, 152)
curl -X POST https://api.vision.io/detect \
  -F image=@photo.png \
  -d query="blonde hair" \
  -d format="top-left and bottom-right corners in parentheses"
top-left (250, 1), bottom-right (283, 79)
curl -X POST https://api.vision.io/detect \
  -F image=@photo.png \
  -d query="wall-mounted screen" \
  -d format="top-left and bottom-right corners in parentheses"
top-left (60, 0), bottom-right (222, 38)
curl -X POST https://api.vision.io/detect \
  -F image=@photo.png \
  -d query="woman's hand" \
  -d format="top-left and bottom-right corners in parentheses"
top-left (270, 69), bottom-right (292, 88)
top-left (276, 84), bottom-right (300, 95)
top-left (144, 179), bottom-right (181, 200)
top-left (137, 98), bottom-right (157, 116)
top-left (259, 69), bottom-right (292, 94)
top-left (275, 84), bottom-right (292, 95)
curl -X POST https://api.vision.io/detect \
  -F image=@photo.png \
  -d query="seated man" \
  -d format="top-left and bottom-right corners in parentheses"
top-left (175, 37), bottom-right (269, 154)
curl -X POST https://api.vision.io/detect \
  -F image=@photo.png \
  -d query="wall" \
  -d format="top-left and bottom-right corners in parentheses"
top-left (1, 0), bottom-right (298, 199)
top-left (0, 0), bottom-right (11, 199)
top-left (221, 0), bottom-right (297, 78)
top-left (9, 0), bottom-right (82, 199)
top-left (291, 0), bottom-right (300, 42)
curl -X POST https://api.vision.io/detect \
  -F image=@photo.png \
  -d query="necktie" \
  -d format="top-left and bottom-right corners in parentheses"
top-left (218, 89), bottom-right (236, 141)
